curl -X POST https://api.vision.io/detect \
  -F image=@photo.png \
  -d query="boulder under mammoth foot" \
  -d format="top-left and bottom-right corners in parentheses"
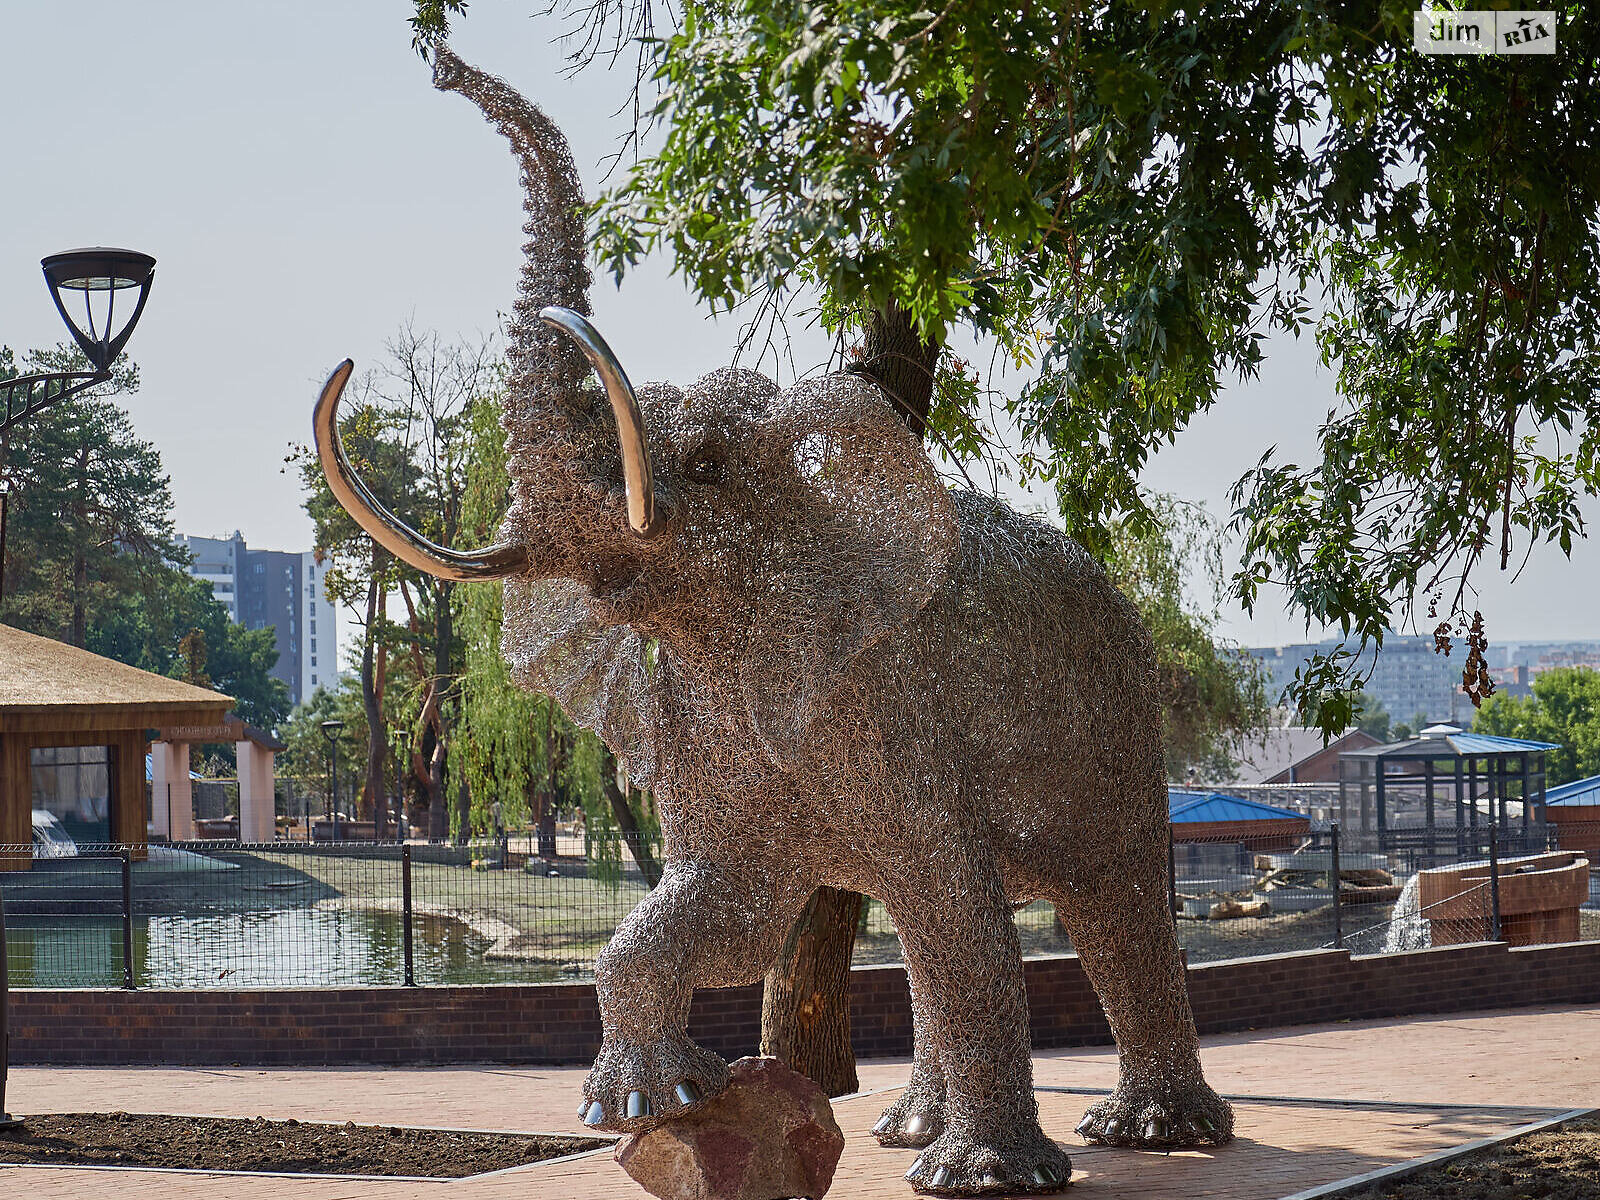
top-left (1074, 1079), bottom-right (1235, 1149)
top-left (580, 1032), bottom-right (731, 1135)
top-left (616, 1056), bottom-right (844, 1200)
top-left (902, 1124), bottom-right (1071, 1196)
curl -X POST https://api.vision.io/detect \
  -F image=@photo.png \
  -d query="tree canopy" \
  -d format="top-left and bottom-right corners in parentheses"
top-left (412, 0), bottom-right (1600, 737)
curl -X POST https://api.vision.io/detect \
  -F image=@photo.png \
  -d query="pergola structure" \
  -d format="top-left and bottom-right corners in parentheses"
top-left (0, 624), bottom-right (233, 864)
top-left (1338, 725), bottom-right (1557, 853)
top-left (151, 718), bottom-right (285, 842)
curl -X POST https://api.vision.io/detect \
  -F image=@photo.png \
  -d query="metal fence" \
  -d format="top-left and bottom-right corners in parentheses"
top-left (3, 820), bottom-right (1595, 989)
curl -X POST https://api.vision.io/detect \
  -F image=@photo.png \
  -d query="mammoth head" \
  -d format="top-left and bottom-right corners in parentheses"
top-left (313, 44), bottom-right (959, 763)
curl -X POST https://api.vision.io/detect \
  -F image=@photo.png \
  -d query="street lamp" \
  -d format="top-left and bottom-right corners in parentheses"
top-left (1, 247), bottom-right (156, 600)
top-left (0, 246), bottom-right (153, 1131)
top-left (321, 720), bottom-right (345, 842)
top-left (391, 728), bottom-right (410, 843)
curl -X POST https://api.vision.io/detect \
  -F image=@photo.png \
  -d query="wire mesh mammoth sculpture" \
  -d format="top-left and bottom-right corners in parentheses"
top-left (313, 42), bottom-right (1234, 1197)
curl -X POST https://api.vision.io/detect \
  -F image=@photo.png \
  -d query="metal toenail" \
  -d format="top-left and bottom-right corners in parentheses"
top-left (1075, 1115), bottom-right (1096, 1138)
top-left (1032, 1165), bottom-right (1052, 1185)
top-left (578, 1100), bottom-right (589, 1119)
top-left (674, 1080), bottom-right (701, 1106)
top-left (582, 1101), bottom-right (604, 1126)
top-left (1105, 1118), bottom-right (1125, 1142)
top-left (904, 1156), bottom-right (924, 1180)
top-left (904, 1114), bottom-right (926, 1135)
top-left (930, 1166), bottom-right (952, 1188)
top-left (1145, 1117), bottom-right (1171, 1142)
top-left (873, 1114), bottom-right (893, 1135)
top-left (626, 1090), bottom-right (651, 1119)
top-left (1194, 1114), bottom-right (1215, 1135)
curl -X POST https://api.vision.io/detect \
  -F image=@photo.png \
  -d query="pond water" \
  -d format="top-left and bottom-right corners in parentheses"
top-left (4, 909), bottom-right (578, 989)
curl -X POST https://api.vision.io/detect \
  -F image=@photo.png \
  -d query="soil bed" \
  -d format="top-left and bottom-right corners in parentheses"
top-left (0, 1112), bottom-right (609, 1177)
top-left (1342, 1115), bottom-right (1599, 1200)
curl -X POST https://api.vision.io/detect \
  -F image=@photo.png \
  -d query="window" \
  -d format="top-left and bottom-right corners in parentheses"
top-left (254, 563), bottom-right (264, 574)
top-left (310, 656), bottom-right (317, 666)
top-left (310, 639), bottom-right (316, 653)
top-left (311, 674), bottom-right (318, 686)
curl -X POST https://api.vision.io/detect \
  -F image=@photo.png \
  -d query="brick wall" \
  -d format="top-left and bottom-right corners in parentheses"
top-left (12, 939), bottom-right (1600, 1066)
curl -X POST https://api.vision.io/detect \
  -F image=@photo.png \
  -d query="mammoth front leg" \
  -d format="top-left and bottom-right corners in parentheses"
top-left (581, 856), bottom-right (810, 1134)
top-left (881, 861), bottom-right (1070, 1196)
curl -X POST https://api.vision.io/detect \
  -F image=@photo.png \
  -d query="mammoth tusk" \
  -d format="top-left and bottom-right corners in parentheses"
top-left (313, 360), bottom-right (527, 582)
top-left (539, 307), bottom-right (664, 538)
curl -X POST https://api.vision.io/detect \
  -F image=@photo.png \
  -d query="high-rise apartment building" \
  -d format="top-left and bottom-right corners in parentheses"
top-left (177, 532), bottom-right (337, 706)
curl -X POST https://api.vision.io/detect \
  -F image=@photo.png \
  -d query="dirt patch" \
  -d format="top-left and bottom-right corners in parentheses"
top-left (1341, 1115), bottom-right (1600, 1200)
top-left (0, 1112), bottom-right (609, 1177)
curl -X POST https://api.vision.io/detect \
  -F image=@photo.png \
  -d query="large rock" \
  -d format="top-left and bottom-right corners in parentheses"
top-left (616, 1056), bottom-right (845, 1200)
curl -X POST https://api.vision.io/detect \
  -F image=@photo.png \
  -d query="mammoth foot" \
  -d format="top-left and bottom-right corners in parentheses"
top-left (1075, 1079), bottom-right (1234, 1149)
top-left (579, 1032), bottom-right (731, 1134)
top-left (873, 1087), bottom-right (946, 1149)
top-left (902, 1123), bottom-right (1070, 1196)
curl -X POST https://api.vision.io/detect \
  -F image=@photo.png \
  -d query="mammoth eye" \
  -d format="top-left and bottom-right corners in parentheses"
top-left (683, 444), bottom-right (726, 484)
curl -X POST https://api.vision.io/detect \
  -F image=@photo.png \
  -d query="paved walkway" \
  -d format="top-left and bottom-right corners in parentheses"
top-left (5, 1004), bottom-right (1596, 1199)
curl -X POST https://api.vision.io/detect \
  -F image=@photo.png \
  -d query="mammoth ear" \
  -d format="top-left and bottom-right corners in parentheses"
top-left (502, 577), bottom-right (659, 788)
top-left (739, 373), bottom-right (959, 762)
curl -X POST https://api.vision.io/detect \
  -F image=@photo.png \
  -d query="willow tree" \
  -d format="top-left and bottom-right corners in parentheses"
top-left (455, 390), bottom-right (663, 877)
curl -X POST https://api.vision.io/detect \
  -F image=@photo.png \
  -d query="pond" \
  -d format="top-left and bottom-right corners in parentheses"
top-left (4, 909), bottom-right (578, 989)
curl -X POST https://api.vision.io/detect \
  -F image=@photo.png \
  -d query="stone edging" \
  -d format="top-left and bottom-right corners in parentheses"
top-left (1275, 1107), bottom-right (1596, 1200)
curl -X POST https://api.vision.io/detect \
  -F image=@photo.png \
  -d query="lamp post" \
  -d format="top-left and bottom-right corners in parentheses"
top-left (0, 247), bottom-right (156, 601)
top-left (0, 247), bottom-right (153, 1131)
top-left (321, 720), bottom-right (345, 842)
top-left (391, 728), bottom-right (409, 844)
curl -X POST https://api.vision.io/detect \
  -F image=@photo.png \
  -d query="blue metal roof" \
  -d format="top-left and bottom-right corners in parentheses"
top-left (1167, 789), bottom-right (1305, 823)
top-left (1449, 732), bottom-right (1561, 753)
top-left (1546, 774), bottom-right (1600, 808)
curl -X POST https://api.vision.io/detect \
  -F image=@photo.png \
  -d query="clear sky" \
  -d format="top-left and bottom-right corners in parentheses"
top-left (2, 1), bottom-right (1593, 653)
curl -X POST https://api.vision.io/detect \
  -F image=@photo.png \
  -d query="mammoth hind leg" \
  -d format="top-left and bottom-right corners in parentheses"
top-left (871, 981), bottom-right (947, 1148)
top-left (1052, 848), bottom-right (1234, 1150)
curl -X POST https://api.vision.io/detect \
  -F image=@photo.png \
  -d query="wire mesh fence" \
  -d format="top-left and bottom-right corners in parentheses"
top-left (2, 820), bottom-right (1594, 989)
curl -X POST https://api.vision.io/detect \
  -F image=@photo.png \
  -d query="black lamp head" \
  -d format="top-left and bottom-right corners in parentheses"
top-left (40, 247), bottom-right (156, 373)
top-left (320, 719), bottom-right (346, 740)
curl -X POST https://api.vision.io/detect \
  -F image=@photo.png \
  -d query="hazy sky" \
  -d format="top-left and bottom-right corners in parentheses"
top-left (3, 2), bottom-right (1594, 654)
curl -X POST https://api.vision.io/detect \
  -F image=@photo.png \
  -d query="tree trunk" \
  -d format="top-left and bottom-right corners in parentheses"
top-left (855, 298), bottom-right (942, 436)
top-left (762, 299), bottom-right (941, 1093)
top-left (761, 887), bottom-right (867, 1097)
top-left (361, 567), bottom-right (386, 832)
top-left (599, 746), bottom-right (662, 887)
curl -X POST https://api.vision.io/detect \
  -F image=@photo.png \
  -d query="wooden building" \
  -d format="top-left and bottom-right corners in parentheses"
top-left (0, 624), bottom-right (233, 860)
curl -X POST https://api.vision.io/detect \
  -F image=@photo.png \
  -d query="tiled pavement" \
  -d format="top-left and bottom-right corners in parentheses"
top-left (5, 1003), bottom-right (1596, 1199)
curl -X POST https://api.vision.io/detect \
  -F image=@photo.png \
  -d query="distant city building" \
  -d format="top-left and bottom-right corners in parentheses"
top-left (1250, 636), bottom-right (1600, 729)
top-left (176, 532), bottom-right (336, 706)
top-left (1247, 635), bottom-right (1466, 727)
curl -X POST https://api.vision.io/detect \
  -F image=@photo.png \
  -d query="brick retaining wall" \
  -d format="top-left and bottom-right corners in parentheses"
top-left (12, 939), bottom-right (1600, 1065)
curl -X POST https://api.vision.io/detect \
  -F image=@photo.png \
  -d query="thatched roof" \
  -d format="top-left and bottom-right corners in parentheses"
top-left (0, 624), bottom-right (234, 732)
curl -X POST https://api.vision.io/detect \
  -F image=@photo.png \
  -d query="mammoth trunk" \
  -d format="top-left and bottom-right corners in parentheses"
top-left (428, 42), bottom-right (593, 422)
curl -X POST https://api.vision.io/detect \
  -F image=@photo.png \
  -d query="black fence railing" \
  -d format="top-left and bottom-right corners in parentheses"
top-left (2, 821), bottom-right (1594, 989)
